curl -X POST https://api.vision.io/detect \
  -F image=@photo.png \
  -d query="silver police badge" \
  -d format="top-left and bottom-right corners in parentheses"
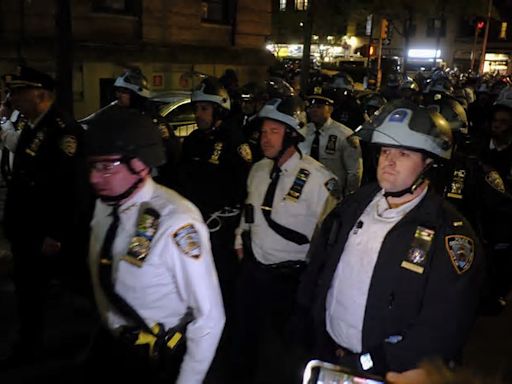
top-left (445, 235), bottom-right (474, 274)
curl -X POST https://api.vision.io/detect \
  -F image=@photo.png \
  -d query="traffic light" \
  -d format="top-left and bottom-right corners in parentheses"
top-left (381, 18), bottom-right (389, 39)
top-left (474, 18), bottom-right (485, 31)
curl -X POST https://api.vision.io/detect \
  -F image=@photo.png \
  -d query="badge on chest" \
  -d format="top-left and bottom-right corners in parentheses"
top-left (208, 142), bottom-right (223, 165)
top-left (446, 168), bottom-right (466, 199)
top-left (25, 131), bottom-right (45, 156)
top-left (325, 135), bottom-right (337, 154)
top-left (121, 205), bottom-right (161, 267)
top-left (401, 226), bottom-right (435, 274)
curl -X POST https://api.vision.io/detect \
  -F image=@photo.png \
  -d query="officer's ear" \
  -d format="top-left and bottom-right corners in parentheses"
top-left (129, 158), bottom-right (151, 177)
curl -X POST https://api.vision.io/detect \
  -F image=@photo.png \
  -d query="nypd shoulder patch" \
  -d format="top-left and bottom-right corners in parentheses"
top-left (346, 135), bottom-right (360, 149)
top-left (238, 143), bottom-right (253, 163)
top-left (324, 177), bottom-right (340, 199)
top-left (173, 224), bottom-right (201, 259)
top-left (485, 170), bottom-right (505, 193)
top-left (60, 135), bottom-right (77, 156)
top-left (445, 235), bottom-right (474, 274)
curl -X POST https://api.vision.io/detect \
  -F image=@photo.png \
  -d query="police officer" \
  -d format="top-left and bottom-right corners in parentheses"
top-left (0, 90), bottom-right (27, 184)
top-left (232, 96), bottom-right (339, 383)
top-left (399, 78), bottom-right (421, 105)
top-left (329, 73), bottom-right (366, 130)
top-left (300, 87), bottom-right (363, 197)
top-left (176, 76), bottom-right (252, 322)
top-left (2, 66), bottom-right (88, 362)
top-left (297, 100), bottom-right (483, 377)
top-left (483, 86), bottom-right (512, 190)
top-left (239, 81), bottom-right (269, 162)
top-left (113, 68), bottom-right (181, 188)
top-left (84, 106), bottom-right (225, 384)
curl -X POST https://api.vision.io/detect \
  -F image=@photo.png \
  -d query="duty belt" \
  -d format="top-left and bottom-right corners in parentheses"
top-left (251, 256), bottom-right (307, 272)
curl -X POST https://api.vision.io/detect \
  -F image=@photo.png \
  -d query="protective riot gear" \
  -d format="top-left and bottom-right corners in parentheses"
top-left (329, 73), bottom-right (354, 91)
top-left (264, 77), bottom-right (295, 99)
top-left (365, 101), bottom-right (453, 160)
top-left (191, 77), bottom-right (231, 111)
top-left (114, 69), bottom-right (150, 98)
top-left (258, 97), bottom-right (306, 136)
top-left (493, 86), bottom-right (512, 110)
top-left (85, 105), bottom-right (165, 167)
top-left (358, 100), bottom-right (453, 197)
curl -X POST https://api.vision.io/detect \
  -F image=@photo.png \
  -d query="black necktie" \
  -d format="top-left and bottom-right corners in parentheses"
top-left (310, 129), bottom-right (321, 160)
top-left (261, 166), bottom-right (309, 245)
top-left (97, 205), bottom-right (155, 331)
top-left (98, 205), bottom-right (120, 293)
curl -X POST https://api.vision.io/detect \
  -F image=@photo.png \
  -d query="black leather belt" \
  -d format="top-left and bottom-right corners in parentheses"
top-left (252, 257), bottom-right (307, 272)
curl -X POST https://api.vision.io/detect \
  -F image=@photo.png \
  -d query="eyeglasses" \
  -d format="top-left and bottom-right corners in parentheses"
top-left (88, 160), bottom-right (122, 176)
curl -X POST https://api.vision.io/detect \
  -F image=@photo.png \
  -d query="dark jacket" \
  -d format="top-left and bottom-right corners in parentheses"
top-left (4, 105), bottom-right (89, 246)
top-left (297, 183), bottom-right (484, 374)
top-left (176, 117), bottom-right (252, 215)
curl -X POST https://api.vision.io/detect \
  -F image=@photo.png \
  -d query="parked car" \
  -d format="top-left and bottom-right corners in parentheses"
top-left (79, 91), bottom-right (198, 140)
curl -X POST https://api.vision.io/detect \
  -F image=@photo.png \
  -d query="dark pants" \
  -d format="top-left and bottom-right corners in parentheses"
top-left (208, 211), bottom-right (241, 320)
top-left (230, 256), bottom-right (305, 383)
top-left (10, 237), bottom-right (48, 352)
top-left (81, 326), bottom-right (184, 383)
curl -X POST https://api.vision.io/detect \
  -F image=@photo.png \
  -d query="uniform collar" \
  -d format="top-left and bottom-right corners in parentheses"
top-left (375, 187), bottom-right (428, 219)
top-left (117, 177), bottom-right (155, 214)
top-left (279, 150), bottom-right (301, 175)
top-left (312, 117), bottom-right (332, 133)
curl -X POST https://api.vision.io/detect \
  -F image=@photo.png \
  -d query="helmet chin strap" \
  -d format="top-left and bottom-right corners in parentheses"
top-left (383, 162), bottom-right (434, 198)
top-left (98, 177), bottom-right (144, 204)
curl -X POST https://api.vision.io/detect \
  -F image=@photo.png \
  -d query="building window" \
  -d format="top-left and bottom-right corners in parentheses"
top-left (91, 0), bottom-right (140, 15)
top-left (426, 17), bottom-right (446, 38)
top-left (202, 0), bottom-right (228, 24)
top-left (279, 0), bottom-right (287, 11)
top-left (295, 0), bottom-right (308, 11)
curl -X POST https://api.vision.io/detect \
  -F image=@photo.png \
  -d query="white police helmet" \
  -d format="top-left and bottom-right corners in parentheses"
top-left (364, 101), bottom-right (453, 160)
top-left (191, 77), bottom-right (231, 111)
top-left (114, 68), bottom-right (150, 98)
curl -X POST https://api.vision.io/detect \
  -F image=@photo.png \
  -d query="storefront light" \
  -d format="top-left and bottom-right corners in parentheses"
top-left (408, 49), bottom-right (441, 59)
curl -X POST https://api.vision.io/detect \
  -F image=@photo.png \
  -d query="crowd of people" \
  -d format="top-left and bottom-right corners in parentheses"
top-left (0, 63), bottom-right (511, 384)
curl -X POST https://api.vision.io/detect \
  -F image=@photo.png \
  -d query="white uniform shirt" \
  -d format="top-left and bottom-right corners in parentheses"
top-left (326, 188), bottom-right (427, 352)
top-left (235, 152), bottom-right (338, 264)
top-left (299, 117), bottom-right (363, 196)
top-left (0, 110), bottom-right (22, 152)
top-left (89, 178), bottom-right (225, 384)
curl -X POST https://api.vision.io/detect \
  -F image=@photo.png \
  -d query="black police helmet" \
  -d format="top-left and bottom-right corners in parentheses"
top-left (85, 105), bottom-right (165, 167)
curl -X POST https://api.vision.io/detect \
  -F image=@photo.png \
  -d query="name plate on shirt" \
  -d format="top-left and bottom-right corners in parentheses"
top-left (285, 168), bottom-right (310, 202)
top-left (401, 226), bottom-right (435, 274)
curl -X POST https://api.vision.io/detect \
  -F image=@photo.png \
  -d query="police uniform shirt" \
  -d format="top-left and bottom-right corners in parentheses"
top-left (0, 110), bottom-right (24, 152)
top-left (326, 187), bottom-right (428, 353)
top-left (89, 178), bottom-right (225, 384)
top-left (299, 118), bottom-right (362, 196)
top-left (236, 152), bottom-right (339, 264)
